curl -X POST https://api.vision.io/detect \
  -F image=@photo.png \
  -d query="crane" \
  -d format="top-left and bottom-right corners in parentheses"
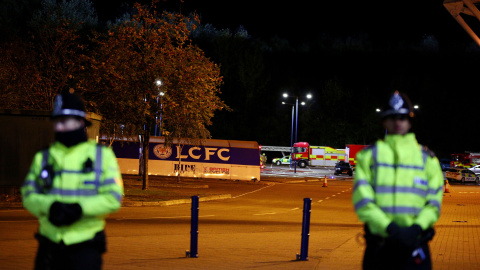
top-left (444, 0), bottom-right (480, 46)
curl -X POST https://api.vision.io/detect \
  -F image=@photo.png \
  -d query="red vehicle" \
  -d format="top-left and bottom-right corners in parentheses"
top-left (292, 142), bottom-right (347, 168)
top-left (292, 142), bottom-right (370, 168)
top-left (346, 144), bottom-right (370, 168)
top-left (450, 152), bottom-right (480, 168)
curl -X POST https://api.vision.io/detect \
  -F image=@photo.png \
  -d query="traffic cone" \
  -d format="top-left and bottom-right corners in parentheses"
top-left (444, 180), bottom-right (450, 193)
top-left (322, 175), bottom-right (328, 187)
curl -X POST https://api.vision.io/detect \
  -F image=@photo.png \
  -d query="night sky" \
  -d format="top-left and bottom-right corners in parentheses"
top-left (93, 0), bottom-right (469, 46)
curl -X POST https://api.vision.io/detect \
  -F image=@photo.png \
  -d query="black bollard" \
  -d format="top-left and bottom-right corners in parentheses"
top-left (298, 198), bottom-right (312, 260)
top-left (189, 195), bottom-right (199, 258)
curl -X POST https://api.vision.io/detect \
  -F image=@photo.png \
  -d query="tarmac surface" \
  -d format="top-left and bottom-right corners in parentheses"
top-left (1, 169), bottom-right (480, 269)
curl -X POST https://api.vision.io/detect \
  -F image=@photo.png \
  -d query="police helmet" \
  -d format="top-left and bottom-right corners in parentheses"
top-left (380, 91), bottom-right (414, 119)
top-left (52, 89), bottom-right (91, 126)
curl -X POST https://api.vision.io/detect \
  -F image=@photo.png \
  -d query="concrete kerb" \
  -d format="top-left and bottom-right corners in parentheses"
top-left (0, 194), bottom-right (233, 209)
top-left (121, 194), bottom-right (232, 207)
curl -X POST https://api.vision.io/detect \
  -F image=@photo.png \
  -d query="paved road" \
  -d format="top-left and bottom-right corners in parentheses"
top-left (261, 164), bottom-right (351, 179)
top-left (1, 179), bottom-right (480, 269)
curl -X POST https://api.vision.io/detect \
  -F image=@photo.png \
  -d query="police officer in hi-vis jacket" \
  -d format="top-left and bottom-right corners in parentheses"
top-left (22, 90), bottom-right (124, 270)
top-left (352, 91), bottom-right (443, 270)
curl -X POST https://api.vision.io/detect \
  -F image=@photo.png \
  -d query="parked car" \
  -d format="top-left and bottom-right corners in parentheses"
top-left (439, 158), bottom-right (451, 171)
top-left (469, 165), bottom-right (480, 175)
top-left (272, 155), bottom-right (291, 166)
top-left (445, 168), bottom-right (479, 183)
top-left (334, 161), bottom-right (353, 176)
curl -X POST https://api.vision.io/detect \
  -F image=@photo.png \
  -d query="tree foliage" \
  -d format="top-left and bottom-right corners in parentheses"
top-left (0, 0), bottom-right (95, 110)
top-left (84, 2), bottom-right (226, 187)
top-left (86, 2), bottom-right (225, 141)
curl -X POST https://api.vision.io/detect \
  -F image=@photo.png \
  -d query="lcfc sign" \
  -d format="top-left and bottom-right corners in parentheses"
top-left (152, 144), bottom-right (230, 162)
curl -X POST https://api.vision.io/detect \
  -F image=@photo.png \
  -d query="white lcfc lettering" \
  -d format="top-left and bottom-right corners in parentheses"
top-left (204, 147), bottom-right (217, 160)
top-left (189, 147), bottom-right (201, 159)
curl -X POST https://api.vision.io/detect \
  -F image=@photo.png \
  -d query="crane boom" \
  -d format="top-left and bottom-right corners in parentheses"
top-left (444, 0), bottom-right (480, 46)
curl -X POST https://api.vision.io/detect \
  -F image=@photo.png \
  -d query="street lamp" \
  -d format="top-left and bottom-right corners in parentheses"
top-left (283, 93), bottom-right (312, 173)
top-left (155, 79), bottom-right (164, 136)
top-left (282, 101), bottom-right (295, 169)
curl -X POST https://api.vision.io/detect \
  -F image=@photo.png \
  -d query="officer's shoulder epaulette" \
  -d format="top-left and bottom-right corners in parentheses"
top-left (95, 140), bottom-right (108, 146)
top-left (421, 145), bottom-right (436, 158)
top-left (363, 144), bottom-right (376, 151)
top-left (362, 140), bottom-right (379, 151)
top-left (96, 142), bottom-right (109, 150)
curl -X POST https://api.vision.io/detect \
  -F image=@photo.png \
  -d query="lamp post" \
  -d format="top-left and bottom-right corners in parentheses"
top-left (155, 79), bottom-right (164, 136)
top-left (282, 102), bottom-right (295, 169)
top-left (283, 93), bottom-right (312, 173)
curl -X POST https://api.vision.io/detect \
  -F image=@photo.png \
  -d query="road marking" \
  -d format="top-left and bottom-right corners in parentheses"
top-left (232, 185), bottom-right (274, 199)
top-left (290, 208), bottom-right (299, 211)
top-left (253, 212), bottom-right (277, 216)
top-left (116, 215), bottom-right (215, 220)
top-left (317, 200), bottom-right (323, 203)
top-left (325, 197), bottom-right (330, 200)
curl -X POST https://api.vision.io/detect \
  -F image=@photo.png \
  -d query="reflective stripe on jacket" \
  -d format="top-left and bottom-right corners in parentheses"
top-left (21, 140), bottom-right (124, 245)
top-left (352, 133), bottom-right (443, 237)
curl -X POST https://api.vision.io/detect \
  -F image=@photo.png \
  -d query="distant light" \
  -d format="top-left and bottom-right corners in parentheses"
top-left (159, 91), bottom-right (165, 96)
top-left (376, 108), bottom-right (381, 112)
top-left (301, 101), bottom-right (306, 105)
top-left (414, 105), bottom-right (419, 109)
top-left (283, 93), bottom-right (288, 98)
top-left (155, 79), bottom-right (162, 86)
top-left (306, 94), bottom-right (312, 99)
top-left (282, 101), bottom-right (286, 104)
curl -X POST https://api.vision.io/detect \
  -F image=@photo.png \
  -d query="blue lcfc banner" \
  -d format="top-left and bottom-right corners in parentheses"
top-left (106, 141), bottom-right (138, 159)
top-left (107, 141), bottom-right (260, 166)
top-left (149, 143), bottom-right (260, 166)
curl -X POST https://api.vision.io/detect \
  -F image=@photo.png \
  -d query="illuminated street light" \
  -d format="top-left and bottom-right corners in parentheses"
top-left (282, 93), bottom-right (312, 173)
top-left (155, 79), bottom-right (164, 136)
top-left (282, 101), bottom-right (295, 171)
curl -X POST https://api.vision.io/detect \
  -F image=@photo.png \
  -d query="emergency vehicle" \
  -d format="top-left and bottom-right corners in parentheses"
top-left (292, 142), bottom-right (347, 168)
top-left (291, 142), bottom-right (369, 168)
top-left (445, 168), bottom-right (479, 183)
top-left (450, 152), bottom-right (480, 168)
top-left (272, 155), bottom-right (291, 165)
top-left (345, 144), bottom-right (370, 168)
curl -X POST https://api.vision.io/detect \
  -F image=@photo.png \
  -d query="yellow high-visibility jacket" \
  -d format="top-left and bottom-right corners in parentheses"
top-left (22, 140), bottom-right (124, 245)
top-left (352, 133), bottom-right (443, 237)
